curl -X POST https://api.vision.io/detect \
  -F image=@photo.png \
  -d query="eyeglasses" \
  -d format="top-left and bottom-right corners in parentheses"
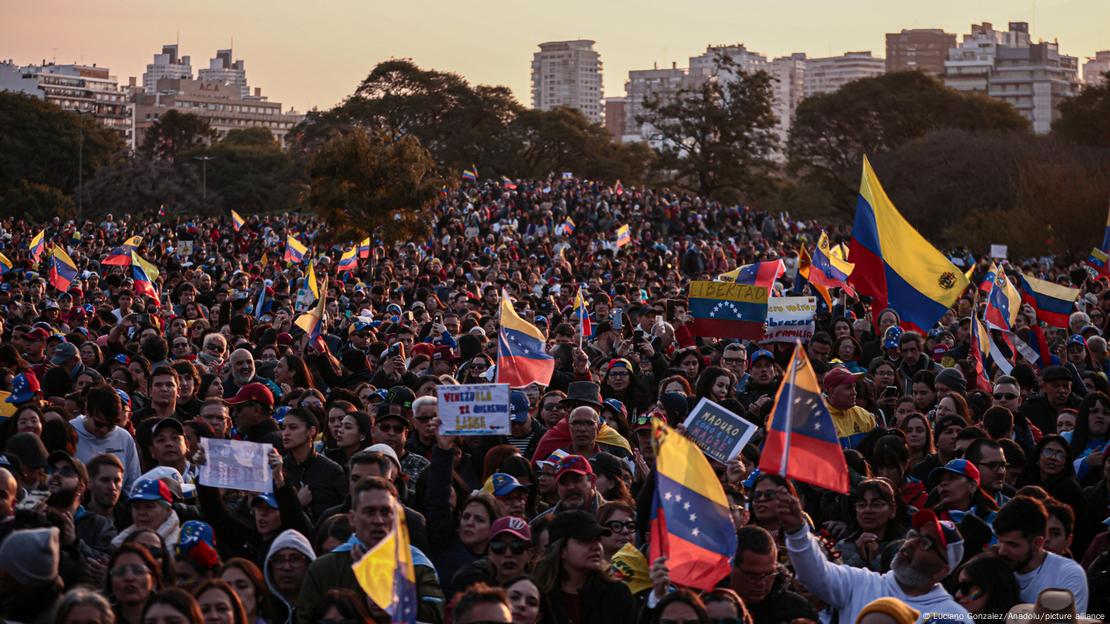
top-left (48, 465), bottom-right (77, 478)
top-left (993, 393), bottom-right (1018, 401)
top-left (569, 420), bottom-right (598, 428)
top-left (751, 489), bottom-right (780, 501)
top-left (853, 499), bottom-right (890, 511)
top-left (414, 415), bottom-right (435, 423)
top-left (955, 582), bottom-right (984, 601)
top-left (736, 567), bottom-right (777, 583)
top-left (489, 540), bottom-right (530, 555)
top-left (1041, 448), bottom-right (1066, 460)
top-left (110, 564), bottom-right (151, 578)
top-left (604, 520), bottom-right (637, 534)
top-left (722, 357), bottom-right (746, 365)
top-left (270, 554), bottom-right (309, 568)
top-left (977, 461), bottom-right (1008, 471)
top-left (905, 530), bottom-right (943, 560)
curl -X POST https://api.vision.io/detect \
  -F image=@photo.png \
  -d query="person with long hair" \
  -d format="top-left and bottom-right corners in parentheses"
top-left (141, 588), bottom-right (203, 624)
top-left (652, 589), bottom-right (709, 624)
top-left (107, 543), bottom-right (163, 624)
top-left (1020, 434), bottom-right (1095, 555)
top-left (936, 393), bottom-right (972, 425)
top-left (836, 478), bottom-right (908, 571)
top-left (194, 579), bottom-right (249, 624)
top-left (1063, 391), bottom-right (1110, 485)
top-left (272, 355), bottom-right (313, 395)
top-left (952, 554), bottom-right (1021, 622)
top-left (324, 410), bottom-right (372, 468)
top-left (597, 502), bottom-right (636, 560)
top-left (898, 413), bottom-right (935, 469)
top-left (123, 529), bottom-right (177, 589)
top-left (694, 366), bottom-right (737, 404)
top-left (308, 589), bottom-right (373, 624)
top-left (532, 510), bottom-right (635, 624)
top-left (219, 558), bottom-right (271, 624)
top-left (55, 587), bottom-right (116, 624)
top-left (503, 575), bottom-right (549, 624)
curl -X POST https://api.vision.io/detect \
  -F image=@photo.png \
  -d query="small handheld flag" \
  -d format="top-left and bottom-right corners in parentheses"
top-left (719, 259), bottom-right (785, 290)
top-left (337, 246), bottom-right (358, 273)
top-left (295, 276), bottom-right (328, 345)
top-left (0, 252), bottom-right (11, 276)
top-left (462, 164), bottom-right (478, 181)
top-left (29, 230), bottom-right (45, 263)
top-left (102, 236), bottom-right (143, 266)
top-left (615, 224), bottom-right (631, 248)
top-left (1017, 273), bottom-right (1079, 329)
top-left (307, 261), bottom-right (320, 301)
top-left (284, 235), bottom-right (308, 264)
top-left (358, 237), bottom-right (371, 259)
top-left (573, 286), bottom-right (592, 343)
top-left (131, 252), bottom-right (161, 300)
top-left (501, 176), bottom-right (517, 190)
top-left (351, 500), bottom-right (418, 624)
top-left (48, 246), bottom-right (78, 292)
top-left (758, 343), bottom-right (850, 494)
top-left (231, 210), bottom-right (245, 232)
top-left (558, 218), bottom-right (576, 237)
top-left (496, 292), bottom-right (555, 388)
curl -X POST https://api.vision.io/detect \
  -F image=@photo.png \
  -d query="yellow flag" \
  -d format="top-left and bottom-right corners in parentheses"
top-left (307, 261), bottom-right (319, 300)
top-left (351, 502), bottom-right (417, 618)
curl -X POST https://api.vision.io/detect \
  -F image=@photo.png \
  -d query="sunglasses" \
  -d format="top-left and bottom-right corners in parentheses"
top-left (955, 582), bottom-right (984, 601)
top-left (48, 465), bottom-right (77, 478)
top-left (993, 393), bottom-right (1018, 401)
top-left (751, 489), bottom-right (781, 501)
top-left (489, 540), bottom-right (530, 555)
top-left (378, 423), bottom-right (406, 434)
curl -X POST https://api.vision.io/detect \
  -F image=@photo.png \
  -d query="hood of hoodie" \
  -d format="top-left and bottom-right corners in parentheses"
top-left (264, 529), bottom-right (317, 624)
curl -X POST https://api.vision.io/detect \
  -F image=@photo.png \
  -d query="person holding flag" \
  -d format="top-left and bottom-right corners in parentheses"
top-left (101, 236), bottom-right (143, 266)
top-left (231, 209), bottom-right (246, 232)
top-left (285, 235), bottom-right (309, 264)
top-left (47, 245), bottom-right (79, 292)
top-left (496, 291), bottom-right (554, 388)
top-left (573, 286), bottom-right (591, 345)
top-left (29, 229), bottom-right (46, 263)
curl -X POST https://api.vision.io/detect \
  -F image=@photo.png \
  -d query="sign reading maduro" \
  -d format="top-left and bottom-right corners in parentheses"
top-left (688, 280), bottom-right (769, 340)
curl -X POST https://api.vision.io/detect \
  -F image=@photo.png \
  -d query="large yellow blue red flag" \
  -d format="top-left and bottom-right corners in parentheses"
top-left (496, 293), bottom-right (555, 388)
top-left (1017, 273), bottom-right (1079, 329)
top-left (336, 246), bottom-right (358, 273)
top-left (47, 246), bottom-right (78, 292)
top-left (718, 259), bottom-right (785, 290)
top-left (131, 252), bottom-right (161, 300)
top-left (984, 267), bottom-right (1021, 331)
top-left (649, 418), bottom-right (736, 591)
top-left (29, 230), bottom-right (46, 263)
top-left (848, 156), bottom-right (968, 330)
top-left (284, 235), bottom-right (308, 264)
top-left (688, 280), bottom-right (769, 341)
top-left (758, 343), bottom-right (849, 493)
top-left (102, 236), bottom-right (143, 266)
top-left (352, 501), bottom-right (418, 624)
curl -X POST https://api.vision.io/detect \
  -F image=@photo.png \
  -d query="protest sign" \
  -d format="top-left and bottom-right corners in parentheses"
top-left (198, 438), bottom-right (273, 493)
top-left (437, 383), bottom-right (511, 436)
top-left (682, 398), bottom-right (759, 464)
top-left (764, 297), bottom-right (817, 343)
top-left (990, 244), bottom-right (1008, 259)
top-left (294, 288), bottom-right (314, 313)
top-left (688, 280), bottom-right (770, 340)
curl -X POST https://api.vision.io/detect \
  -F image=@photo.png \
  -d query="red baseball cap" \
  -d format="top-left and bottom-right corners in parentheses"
top-left (555, 455), bottom-right (593, 481)
top-left (225, 383), bottom-right (274, 409)
top-left (823, 366), bottom-right (863, 389)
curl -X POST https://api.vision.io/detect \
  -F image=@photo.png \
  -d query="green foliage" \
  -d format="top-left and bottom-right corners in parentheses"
top-left (637, 54), bottom-right (779, 201)
top-left (788, 71), bottom-right (1030, 215)
top-left (181, 129), bottom-right (303, 215)
top-left (139, 110), bottom-right (216, 163)
top-left (80, 158), bottom-right (208, 218)
top-left (1053, 73), bottom-right (1110, 147)
top-left (0, 92), bottom-right (123, 211)
top-left (512, 107), bottom-right (654, 182)
top-left (304, 128), bottom-right (441, 245)
top-left (0, 180), bottom-right (75, 222)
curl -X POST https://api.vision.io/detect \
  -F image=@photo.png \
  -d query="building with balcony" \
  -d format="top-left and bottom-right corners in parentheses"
top-left (142, 44), bottom-right (192, 95)
top-left (1085, 51), bottom-right (1110, 86)
top-left (531, 40), bottom-right (603, 123)
top-left (197, 49), bottom-right (249, 98)
top-left (886, 29), bottom-right (957, 76)
top-left (0, 60), bottom-right (131, 138)
top-left (803, 51), bottom-right (885, 97)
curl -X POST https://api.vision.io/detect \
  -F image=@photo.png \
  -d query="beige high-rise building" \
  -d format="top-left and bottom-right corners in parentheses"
top-left (0, 61), bottom-right (131, 138)
top-left (803, 51), bottom-right (885, 97)
top-left (623, 63), bottom-right (688, 141)
top-left (1085, 51), bottom-right (1110, 86)
top-left (531, 40), bottom-right (603, 124)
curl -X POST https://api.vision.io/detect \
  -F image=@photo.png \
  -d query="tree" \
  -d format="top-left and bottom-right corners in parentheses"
top-left (81, 158), bottom-right (209, 218)
top-left (181, 129), bottom-right (303, 215)
top-left (511, 107), bottom-right (652, 183)
top-left (0, 92), bottom-right (123, 201)
top-left (0, 180), bottom-right (76, 222)
top-left (787, 71), bottom-right (1030, 216)
top-left (304, 128), bottom-right (441, 245)
top-left (139, 110), bottom-right (216, 163)
top-left (637, 53), bottom-right (779, 201)
top-left (1053, 73), bottom-right (1110, 147)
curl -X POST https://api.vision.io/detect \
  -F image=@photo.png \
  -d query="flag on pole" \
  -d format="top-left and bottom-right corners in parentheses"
top-left (984, 268), bottom-right (1022, 332)
top-left (649, 418), bottom-right (736, 591)
top-left (720, 260), bottom-right (786, 291)
top-left (131, 252), bottom-right (161, 300)
top-left (557, 219), bottom-right (576, 237)
top-left (295, 276), bottom-right (328, 345)
top-left (358, 238), bottom-right (371, 259)
top-left (1086, 248), bottom-right (1109, 278)
top-left (254, 287), bottom-right (270, 319)
top-left (615, 225), bottom-right (631, 248)
top-left (231, 210), bottom-right (245, 232)
top-left (970, 315), bottom-right (993, 392)
top-left (351, 501), bottom-right (419, 624)
top-left (573, 287), bottom-right (592, 340)
top-left (462, 164), bottom-right (478, 181)
top-left (157, 204), bottom-right (166, 217)
top-left (102, 236), bottom-right (143, 266)
top-left (501, 176), bottom-right (517, 190)
top-left (47, 246), bottom-right (79, 292)
top-left (496, 292), bottom-right (555, 388)
top-left (614, 180), bottom-right (624, 196)
top-left (337, 246), bottom-right (358, 273)
top-left (29, 230), bottom-right (45, 263)
top-left (1016, 273), bottom-right (1079, 329)
top-left (1102, 202), bottom-right (1110, 252)
top-left (284, 235), bottom-right (308, 264)
top-left (758, 342), bottom-right (850, 494)
top-left (307, 261), bottom-right (320, 301)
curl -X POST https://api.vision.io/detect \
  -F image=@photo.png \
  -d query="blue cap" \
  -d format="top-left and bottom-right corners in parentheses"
top-left (6, 372), bottom-right (39, 404)
top-left (883, 326), bottom-right (904, 350)
top-left (490, 473), bottom-right (528, 497)
top-left (115, 389), bottom-right (131, 407)
top-left (131, 479), bottom-right (174, 505)
top-left (602, 398), bottom-right (627, 419)
top-left (750, 349), bottom-right (775, 365)
top-left (534, 315), bottom-right (548, 326)
top-left (1068, 334), bottom-right (1086, 347)
top-left (386, 303), bottom-right (403, 315)
top-left (113, 353), bottom-right (130, 365)
top-left (509, 390), bottom-right (530, 424)
top-left (251, 493), bottom-right (279, 509)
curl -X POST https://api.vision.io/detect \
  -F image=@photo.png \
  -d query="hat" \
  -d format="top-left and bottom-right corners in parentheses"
top-left (606, 358), bottom-right (632, 373)
top-left (911, 509), bottom-right (964, 572)
top-left (1041, 365), bottom-right (1071, 383)
top-left (130, 478), bottom-right (174, 505)
top-left (432, 345), bottom-right (456, 362)
top-left (176, 520), bottom-right (220, 571)
top-left (883, 326), bottom-right (904, 350)
top-left (1006, 589), bottom-right (1100, 624)
top-left (376, 401), bottom-right (412, 427)
top-left (386, 385), bottom-right (415, 411)
top-left (490, 473), bottom-right (529, 497)
top-left (509, 390), bottom-right (530, 424)
top-left (750, 349), bottom-right (775, 365)
top-left (934, 367), bottom-right (967, 393)
top-left (589, 452), bottom-right (627, 479)
top-left (115, 389), bottom-right (131, 406)
top-left (855, 598), bottom-right (920, 624)
top-left (225, 382), bottom-right (275, 409)
top-left (43, 300), bottom-right (59, 310)
top-left (49, 342), bottom-right (78, 366)
top-left (536, 449), bottom-right (570, 470)
top-left (137, 466), bottom-right (188, 500)
top-left (0, 528), bottom-right (59, 586)
top-left (5, 432), bottom-right (48, 469)
top-left (548, 509), bottom-right (610, 542)
top-left (929, 458), bottom-right (980, 487)
top-left (364, 443), bottom-right (401, 473)
top-left (112, 353), bottom-right (130, 366)
top-left (934, 415), bottom-right (966, 437)
top-left (24, 328), bottom-right (49, 342)
top-left (561, 381), bottom-right (602, 409)
top-left (1067, 334), bottom-right (1087, 348)
top-left (5, 371), bottom-right (40, 404)
top-left (151, 417), bottom-right (185, 437)
top-left (251, 493), bottom-right (279, 509)
top-left (602, 398), bottom-right (627, 420)
top-left (47, 451), bottom-right (88, 484)
top-left (823, 366), bottom-right (863, 389)
top-left (490, 516), bottom-right (531, 541)
top-left (555, 454), bottom-right (593, 481)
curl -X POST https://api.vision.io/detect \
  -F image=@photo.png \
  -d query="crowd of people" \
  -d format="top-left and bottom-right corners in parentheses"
top-left (0, 176), bottom-right (1106, 624)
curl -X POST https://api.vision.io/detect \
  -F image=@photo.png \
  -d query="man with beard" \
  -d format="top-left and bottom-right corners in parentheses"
top-left (531, 455), bottom-right (604, 524)
top-left (993, 496), bottom-right (1087, 612)
top-left (223, 348), bottom-right (282, 401)
top-left (778, 491), bottom-right (969, 624)
top-left (45, 451), bottom-right (116, 554)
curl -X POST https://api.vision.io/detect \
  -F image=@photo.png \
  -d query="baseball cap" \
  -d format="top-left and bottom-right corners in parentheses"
top-left (589, 452), bottom-right (627, 479)
top-left (1042, 366), bottom-right (1072, 383)
top-left (930, 458), bottom-right (981, 488)
top-left (24, 328), bottom-right (49, 342)
top-left (432, 345), bottom-right (456, 363)
top-left (47, 451), bottom-right (88, 484)
top-left (548, 509), bottom-right (611, 542)
top-left (911, 509), bottom-right (964, 572)
top-left (130, 479), bottom-right (174, 506)
top-left (883, 326), bottom-right (904, 350)
top-left (750, 349), bottom-right (775, 365)
top-left (1067, 334), bottom-right (1086, 348)
top-left (386, 385), bottom-right (415, 411)
top-left (555, 455), bottom-right (593, 481)
top-left (536, 449), bottom-right (569, 470)
top-left (6, 371), bottom-right (41, 404)
top-left (49, 342), bottom-right (78, 366)
top-left (509, 390), bottom-right (530, 424)
top-left (491, 516), bottom-right (532, 541)
top-left (376, 402), bottom-right (412, 428)
top-left (823, 366), bottom-right (863, 389)
top-left (151, 417), bottom-right (185, 437)
top-left (225, 383), bottom-right (274, 409)
top-left (251, 493), bottom-right (279, 509)
top-left (602, 399), bottom-right (627, 421)
top-left (490, 473), bottom-right (529, 497)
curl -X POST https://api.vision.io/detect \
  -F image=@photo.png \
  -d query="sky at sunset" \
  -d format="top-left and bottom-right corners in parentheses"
top-left (4, 0), bottom-right (1107, 113)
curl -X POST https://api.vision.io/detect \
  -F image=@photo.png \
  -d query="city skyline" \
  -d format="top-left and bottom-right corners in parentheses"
top-left (3, 0), bottom-right (1107, 114)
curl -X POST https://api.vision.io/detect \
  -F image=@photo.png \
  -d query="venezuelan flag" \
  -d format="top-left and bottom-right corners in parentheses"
top-left (352, 502), bottom-right (419, 624)
top-left (795, 244), bottom-right (829, 304)
top-left (496, 293), bottom-right (554, 388)
top-left (573, 287), bottom-right (591, 339)
top-left (295, 276), bottom-right (328, 344)
top-left (1087, 248), bottom-right (1109, 277)
top-left (558, 218), bottom-right (576, 237)
top-left (306, 261), bottom-right (320, 301)
top-left (978, 262), bottom-right (998, 293)
top-left (461, 164), bottom-right (478, 181)
top-left (758, 343), bottom-right (849, 493)
top-left (688, 280), bottom-right (768, 341)
top-left (337, 246), bottom-right (358, 273)
top-left (0, 252), bottom-right (12, 276)
top-left (614, 180), bottom-right (624, 196)
top-left (615, 224), bottom-right (631, 248)
top-left (47, 246), bottom-right (78, 292)
top-left (848, 156), bottom-right (968, 331)
top-left (231, 210), bottom-right (245, 232)
top-left (1017, 273), bottom-right (1078, 329)
top-left (131, 252), bottom-right (161, 300)
top-left (284, 235), bottom-right (308, 264)
top-left (102, 236), bottom-right (143, 266)
top-left (970, 315), bottom-right (993, 392)
top-left (718, 259), bottom-right (785, 291)
top-left (984, 268), bottom-right (1021, 331)
top-left (501, 176), bottom-right (517, 190)
top-left (1102, 205), bottom-right (1110, 253)
top-left (29, 230), bottom-right (45, 263)
top-left (358, 237), bottom-right (371, 259)
top-left (649, 418), bottom-right (736, 591)
top-left (811, 232), bottom-right (854, 286)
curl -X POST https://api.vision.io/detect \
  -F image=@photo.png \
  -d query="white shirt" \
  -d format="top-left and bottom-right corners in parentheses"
top-left (1014, 551), bottom-right (1088, 613)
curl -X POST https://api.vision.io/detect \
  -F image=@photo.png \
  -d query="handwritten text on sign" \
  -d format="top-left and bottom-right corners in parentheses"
top-left (764, 297), bottom-right (817, 343)
top-left (437, 383), bottom-right (511, 436)
top-left (198, 438), bottom-right (273, 493)
top-left (682, 398), bottom-right (759, 464)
